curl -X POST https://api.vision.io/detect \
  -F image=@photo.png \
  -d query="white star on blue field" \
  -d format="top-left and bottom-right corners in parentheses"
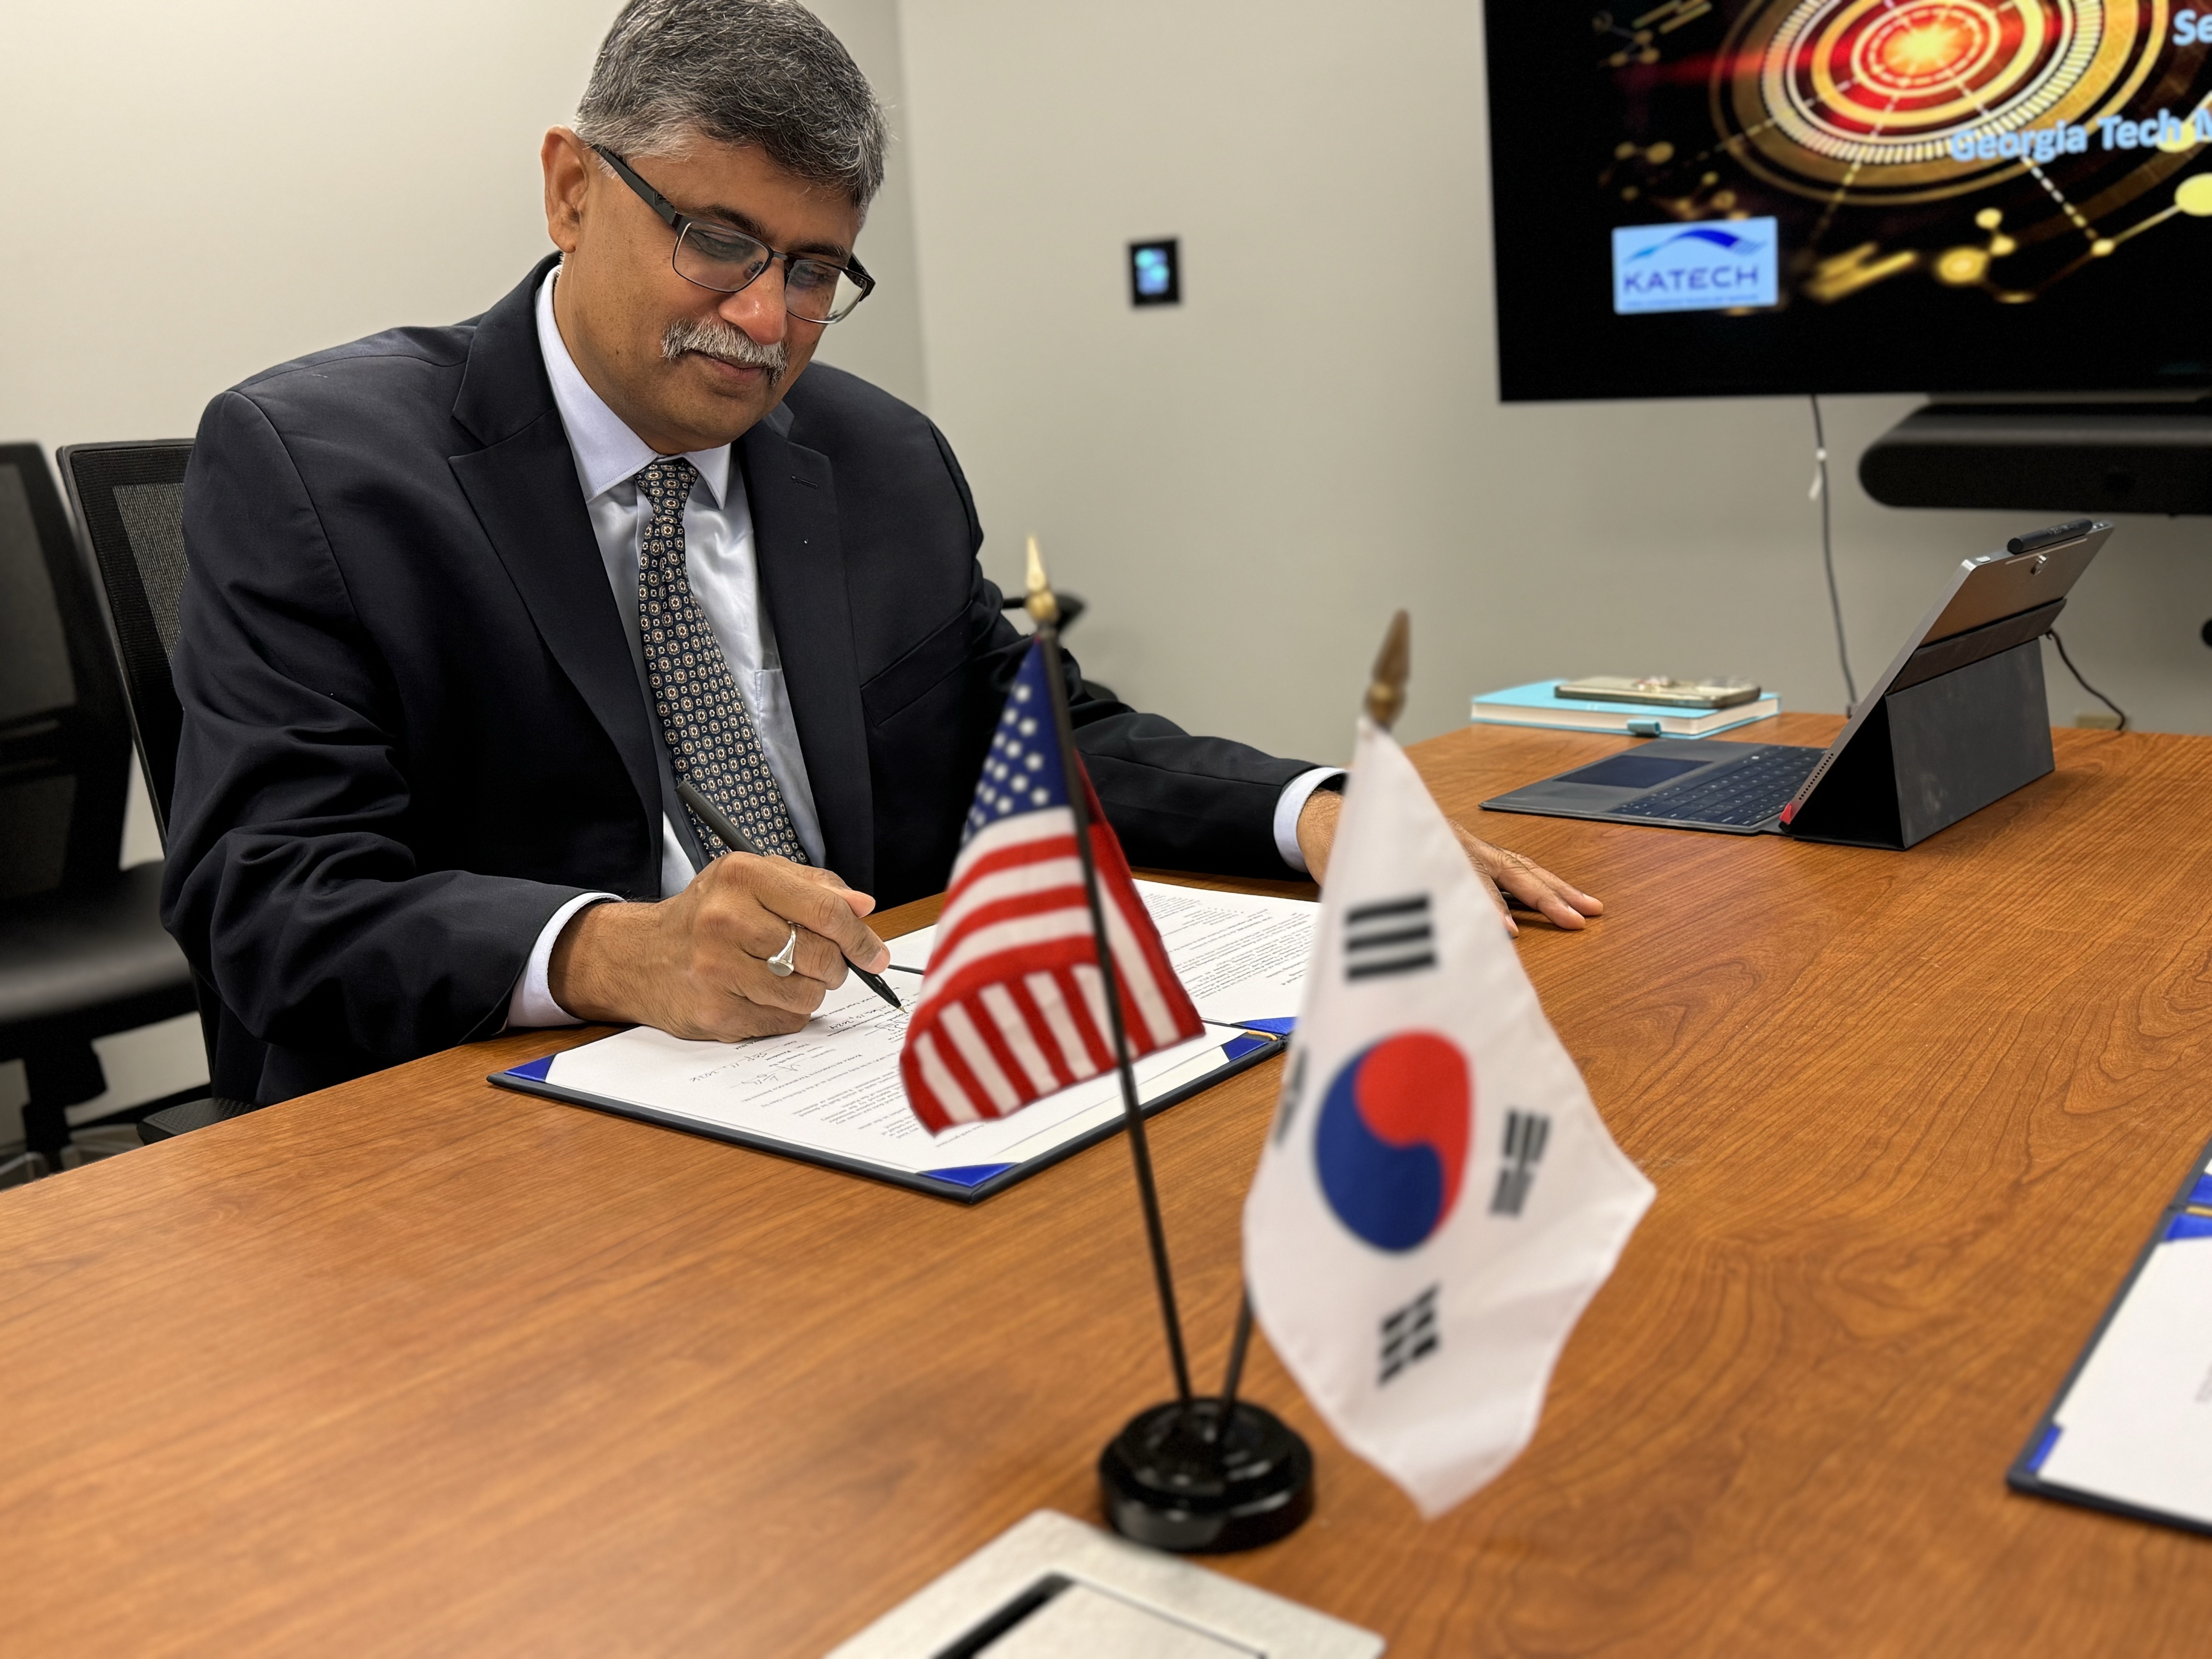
top-left (963, 645), bottom-right (1072, 842)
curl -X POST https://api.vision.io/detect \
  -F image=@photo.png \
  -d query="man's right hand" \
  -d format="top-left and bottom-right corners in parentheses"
top-left (547, 853), bottom-right (891, 1039)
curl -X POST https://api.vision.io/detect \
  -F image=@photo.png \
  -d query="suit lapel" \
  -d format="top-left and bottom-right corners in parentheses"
top-left (449, 261), bottom-right (661, 833)
top-left (741, 412), bottom-right (876, 893)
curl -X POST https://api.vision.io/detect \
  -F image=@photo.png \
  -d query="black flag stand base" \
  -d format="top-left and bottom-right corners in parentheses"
top-left (1024, 539), bottom-right (1316, 1555)
top-left (1099, 1400), bottom-right (1315, 1553)
top-left (1097, 1289), bottom-right (1314, 1553)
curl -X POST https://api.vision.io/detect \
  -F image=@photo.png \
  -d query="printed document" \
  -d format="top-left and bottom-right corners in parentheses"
top-left (539, 974), bottom-right (1243, 1178)
top-left (887, 879), bottom-right (1317, 1026)
top-left (516, 881), bottom-right (1313, 1184)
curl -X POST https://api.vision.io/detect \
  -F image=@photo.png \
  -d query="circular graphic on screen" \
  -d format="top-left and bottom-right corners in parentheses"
top-left (1712, 0), bottom-right (2172, 202)
top-left (1313, 1032), bottom-right (1472, 1253)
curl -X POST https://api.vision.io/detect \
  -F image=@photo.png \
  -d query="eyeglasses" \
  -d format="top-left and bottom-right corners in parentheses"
top-left (591, 144), bottom-right (876, 325)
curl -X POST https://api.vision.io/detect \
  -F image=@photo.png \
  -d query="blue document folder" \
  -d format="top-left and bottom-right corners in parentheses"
top-left (492, 1009), bottom-right (1283, 1206)
top-left (2009, 1126), bottom-right (2212, 1535)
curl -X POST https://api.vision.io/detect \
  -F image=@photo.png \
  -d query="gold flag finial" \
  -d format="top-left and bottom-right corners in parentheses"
top-left (1365, 610), bottom-right (1410, 730)
top-left (1024, 534), bottom-right (1060, 628)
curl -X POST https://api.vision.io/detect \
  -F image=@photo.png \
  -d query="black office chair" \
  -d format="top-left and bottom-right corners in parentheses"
top-left (0, 444), bottom-right (201, 1177)
top-left (59, 441), bottom-right (261, 1147)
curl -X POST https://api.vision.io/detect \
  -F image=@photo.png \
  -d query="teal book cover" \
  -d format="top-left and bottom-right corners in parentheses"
top-left (1471, 680), bottom-right (1779, 736)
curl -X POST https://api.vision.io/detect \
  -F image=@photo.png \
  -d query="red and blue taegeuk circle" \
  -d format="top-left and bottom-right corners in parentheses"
top-left (1314, 1031), bottom-right (1472, 1252)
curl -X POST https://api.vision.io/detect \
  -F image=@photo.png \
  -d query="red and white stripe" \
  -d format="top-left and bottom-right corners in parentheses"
top-left (900, 782), bottom-right (1204, 1132)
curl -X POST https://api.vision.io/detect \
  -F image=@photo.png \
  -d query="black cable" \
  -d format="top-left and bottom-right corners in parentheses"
top-left (1810, 394), bottom-right (1858, 709)
top-left (2048, 628), bottom-right (2128, 732)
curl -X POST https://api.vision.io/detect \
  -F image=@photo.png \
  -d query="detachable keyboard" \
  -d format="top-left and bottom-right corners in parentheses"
top-left (1612, 745), bottom-right (1824, 828)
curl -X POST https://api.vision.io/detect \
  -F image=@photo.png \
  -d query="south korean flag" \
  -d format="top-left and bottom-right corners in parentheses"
top-left (1242, 716), bottom-right (1656, 1519)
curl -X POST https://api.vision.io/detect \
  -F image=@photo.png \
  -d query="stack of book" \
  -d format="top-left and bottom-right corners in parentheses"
top-left (1470, 680), bottom-right (1780, 738)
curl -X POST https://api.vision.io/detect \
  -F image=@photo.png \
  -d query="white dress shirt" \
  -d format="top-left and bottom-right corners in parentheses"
top-left (508, 265), bottom-right (1339, 1028)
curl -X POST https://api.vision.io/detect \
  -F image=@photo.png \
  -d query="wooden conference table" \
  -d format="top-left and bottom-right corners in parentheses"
top-left (6, 714), bottom-right (2212, 1656)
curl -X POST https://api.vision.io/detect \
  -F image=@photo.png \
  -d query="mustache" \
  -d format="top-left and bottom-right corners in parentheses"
top-left (661, 317), bottom-right (788, 383)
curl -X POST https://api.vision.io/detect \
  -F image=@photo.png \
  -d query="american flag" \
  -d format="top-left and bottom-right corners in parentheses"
top-left (899, 640), bottom-right (1204, 1133)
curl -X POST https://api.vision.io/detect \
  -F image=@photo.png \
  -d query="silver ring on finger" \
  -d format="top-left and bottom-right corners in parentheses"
top-left (766, 924), bottom-right (800, 978)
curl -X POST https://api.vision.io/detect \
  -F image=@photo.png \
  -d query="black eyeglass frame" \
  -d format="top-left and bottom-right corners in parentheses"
top-left (590, 143), bottom-right (875, 323)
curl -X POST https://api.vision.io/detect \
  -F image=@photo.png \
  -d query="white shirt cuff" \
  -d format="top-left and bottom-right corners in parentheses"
top-left (1273, 767), bottom-right (1348, 874)
top-left (506, 892), bottom-right (621, 1030)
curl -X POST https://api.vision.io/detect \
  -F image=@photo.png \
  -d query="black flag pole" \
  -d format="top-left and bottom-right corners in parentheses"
top-left (1022, 537), bottom-right (1194, 1408)
top-left (1216, 1291), bottom-right (1255, 1431)
top-left (1024, 537), bottom-right (1314, 1554)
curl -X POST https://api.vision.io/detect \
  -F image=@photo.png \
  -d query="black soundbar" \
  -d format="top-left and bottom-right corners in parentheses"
top-left (1860, 398), bottom-right (2212, 515)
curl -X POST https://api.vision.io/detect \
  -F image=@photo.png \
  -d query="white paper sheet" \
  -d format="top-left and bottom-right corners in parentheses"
top-left (886, 879), bottom-right (1317, 1027)
top-left (541, 973), bottom-right (1249, 1179)
top-left (2039, 1230), bottom-right (2212, 1525)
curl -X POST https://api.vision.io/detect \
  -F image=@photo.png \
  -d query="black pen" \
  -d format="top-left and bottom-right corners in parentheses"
top-left (675, 778), bottom-right (903, 1012)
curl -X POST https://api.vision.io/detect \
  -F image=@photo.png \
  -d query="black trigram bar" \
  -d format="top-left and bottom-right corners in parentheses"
top-left (1491, 1109), bottom-right (1551, 1217)
top-left (1380, 1283), bottom-right (1441, 1384)
top-left (1345, 893), bottom-right (1435, 981)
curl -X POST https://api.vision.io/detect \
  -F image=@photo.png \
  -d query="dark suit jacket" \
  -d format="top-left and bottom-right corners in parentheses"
top-left (166, 256), bottom-right (1317, 1104)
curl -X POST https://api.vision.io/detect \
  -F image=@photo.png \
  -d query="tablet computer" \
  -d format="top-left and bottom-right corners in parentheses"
top-left (1481, 520), bottom-right (2112, 850)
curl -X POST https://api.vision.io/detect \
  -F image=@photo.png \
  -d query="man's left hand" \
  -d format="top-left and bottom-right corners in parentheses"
top-left (1294, 787), bottom-right (1602, 936)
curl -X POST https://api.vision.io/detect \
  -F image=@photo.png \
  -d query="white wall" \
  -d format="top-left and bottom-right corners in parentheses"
top-left (893, 0), bottom-right (2212, 762)
top-left (0, 0), bottom-right (921, 464)
top-left (807, 0), bottom-right (929, 407)
top-left (2, 2), bottom-right (599, 450)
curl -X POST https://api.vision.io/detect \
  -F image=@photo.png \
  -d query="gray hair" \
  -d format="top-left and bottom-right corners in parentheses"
top-left (575, 0), bottom-right (886, 210)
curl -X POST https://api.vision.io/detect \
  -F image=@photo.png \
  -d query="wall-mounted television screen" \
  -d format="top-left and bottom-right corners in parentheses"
top-left (1484, 0), bottom-right (2212, 400)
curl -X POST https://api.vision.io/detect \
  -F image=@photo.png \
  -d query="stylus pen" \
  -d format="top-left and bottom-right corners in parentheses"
top-left (675, 777), bottom-right (903, 1013)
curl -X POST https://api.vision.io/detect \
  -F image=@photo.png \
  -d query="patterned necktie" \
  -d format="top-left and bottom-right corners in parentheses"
top-left (633, 456), bottom-right (809, 864)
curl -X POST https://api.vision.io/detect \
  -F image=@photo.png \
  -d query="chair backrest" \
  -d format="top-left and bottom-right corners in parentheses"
top-left (0, 444), bottom-right (134, 903)
top-left (58, 441), bottom-right (194, 842)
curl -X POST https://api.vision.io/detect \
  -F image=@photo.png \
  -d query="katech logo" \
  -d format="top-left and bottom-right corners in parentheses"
top-left (1611, 218), bottom-right (1779, 315)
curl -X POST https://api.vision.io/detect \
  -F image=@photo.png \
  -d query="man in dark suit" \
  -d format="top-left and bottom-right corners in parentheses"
top-left (167, 0), bottom-right (1597, 1106)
